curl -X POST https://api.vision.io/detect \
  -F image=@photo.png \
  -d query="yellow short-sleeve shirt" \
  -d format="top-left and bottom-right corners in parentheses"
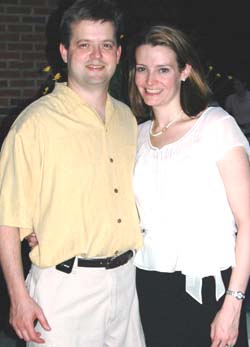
top-left (0, 83), bottom-right (143, 267)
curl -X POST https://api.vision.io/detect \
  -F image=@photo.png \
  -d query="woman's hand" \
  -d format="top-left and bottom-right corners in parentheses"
top-left (210, 297), bottom-right (241, 347)
top-left (25, 232), bottom-right (38, 248)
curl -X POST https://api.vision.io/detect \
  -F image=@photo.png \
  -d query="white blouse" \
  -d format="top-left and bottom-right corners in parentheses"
top-left (133, 107), bottom-right (250, 303)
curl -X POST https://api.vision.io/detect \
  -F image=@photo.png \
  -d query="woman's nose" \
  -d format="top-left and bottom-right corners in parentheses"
top-left (146, 72), bottom-right (154, 85)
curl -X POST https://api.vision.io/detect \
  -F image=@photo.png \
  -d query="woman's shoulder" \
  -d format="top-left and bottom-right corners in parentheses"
top-left (199, 106), bottom-right (234, 128)
top-left (202, 106), bottom-right (231, 120)
top-left (138, 119), bottom-right (151, 135)
top-left (199, 106), bottom-right (249, 146)
top-left (136, 120), bottom-right (151, 149)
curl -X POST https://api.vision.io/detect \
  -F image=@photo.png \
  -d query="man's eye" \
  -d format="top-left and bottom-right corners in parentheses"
top-left (79, 43), bottom-right (89, 48)
top-left (103, 43), bottom-right (113, 49)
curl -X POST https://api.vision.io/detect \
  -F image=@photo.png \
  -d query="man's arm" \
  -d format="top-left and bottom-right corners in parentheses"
top-left (0, 226), bottom-right (50, 343)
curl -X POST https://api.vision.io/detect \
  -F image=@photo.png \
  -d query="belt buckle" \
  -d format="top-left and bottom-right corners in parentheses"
top-left (105, 255), bottom-right (117, 269)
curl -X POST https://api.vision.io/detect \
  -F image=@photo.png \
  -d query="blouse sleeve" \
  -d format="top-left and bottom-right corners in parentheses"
top-left (207, 112), bottom-right (250, 161)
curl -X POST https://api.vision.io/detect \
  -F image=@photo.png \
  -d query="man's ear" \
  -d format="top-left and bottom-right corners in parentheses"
top-left (59, 43), bottom-right (68, 63)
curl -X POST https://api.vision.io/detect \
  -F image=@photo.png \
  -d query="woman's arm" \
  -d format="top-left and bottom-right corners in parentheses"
top-left (210, 146), bottom-right (250, 347)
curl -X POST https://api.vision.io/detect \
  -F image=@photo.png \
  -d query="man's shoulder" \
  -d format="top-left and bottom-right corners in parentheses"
top-left (12, 93), bottom-right (56, 132)
top-left (110, 96), bottom-right (132, 113)
top-left (109, 96), bottom-right (136, 126)
top-left (12, 85), bottom-right (71, 132)
top-left (225, 93), bottom-right (235, 103)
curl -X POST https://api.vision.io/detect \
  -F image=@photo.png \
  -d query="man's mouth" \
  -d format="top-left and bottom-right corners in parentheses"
top-left (86, 63), bottom-right (105, 70)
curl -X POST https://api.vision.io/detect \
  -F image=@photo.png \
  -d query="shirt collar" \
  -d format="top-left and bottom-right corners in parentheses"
top-left (53, 82), bottom-right (115, 124)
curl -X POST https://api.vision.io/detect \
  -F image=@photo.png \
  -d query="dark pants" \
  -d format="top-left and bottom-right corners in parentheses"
top-left (136, 268), bottom-right (248, 347)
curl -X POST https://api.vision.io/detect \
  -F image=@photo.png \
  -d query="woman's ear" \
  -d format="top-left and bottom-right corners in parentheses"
top-left (181, 64), bottom-right (192, 82)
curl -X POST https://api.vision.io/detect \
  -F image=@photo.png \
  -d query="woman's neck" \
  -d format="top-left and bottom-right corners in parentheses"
top-left (152, 105), bottom-right (184, 128)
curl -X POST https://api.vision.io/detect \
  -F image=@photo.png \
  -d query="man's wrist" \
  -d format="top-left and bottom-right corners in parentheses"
top-left (8, 281), bottom-right (30, 302)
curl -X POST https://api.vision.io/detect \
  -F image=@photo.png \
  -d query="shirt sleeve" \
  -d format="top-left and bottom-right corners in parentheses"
top-left (0, 119), bottom-right (41, 237)
top-left (209, 114), bottom-right (250, 161)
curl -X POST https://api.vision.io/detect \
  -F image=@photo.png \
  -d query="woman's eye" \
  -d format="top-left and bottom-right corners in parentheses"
top-left (136, 66), bottom-right (145, 72)
top-left (159, 67), bottom-right (169, 73)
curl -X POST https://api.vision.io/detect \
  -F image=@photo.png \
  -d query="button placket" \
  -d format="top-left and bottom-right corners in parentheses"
top-left (107, 142), bottom-right (122, 225)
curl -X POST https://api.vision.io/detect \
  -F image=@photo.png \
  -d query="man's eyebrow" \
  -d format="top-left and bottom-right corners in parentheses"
top-left (76, 39), bottom-right (90, 43)
top-left (76, 39), bottom-right (116, 43)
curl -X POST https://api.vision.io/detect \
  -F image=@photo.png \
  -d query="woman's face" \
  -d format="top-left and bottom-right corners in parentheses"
top-left (135, 44), bottom-right (189, 109)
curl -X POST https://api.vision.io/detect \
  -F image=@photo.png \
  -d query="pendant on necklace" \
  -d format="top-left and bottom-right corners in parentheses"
top-left (149, 123), bottom-right (168, 137)
top-left (150, 110), bottom-right (183, 137)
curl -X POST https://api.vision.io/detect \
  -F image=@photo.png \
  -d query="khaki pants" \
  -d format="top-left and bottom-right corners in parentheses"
top-left (26, 257), bottom-right (145, 347)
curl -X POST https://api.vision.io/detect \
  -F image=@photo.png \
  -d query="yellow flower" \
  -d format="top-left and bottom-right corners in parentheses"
top-left (228, 75), bottom-right (233, 80)
top-left (43, 65), bottom-right (51, 72)
top-left (53, 73), bottom-right (61, 81)
top-left (120, 34), bottom-right (124, 39)
top-left (208, 65), bottom-right (213, 71)
top-left (43, 86), bottom-right (49, 95)
top-left (216, 73), bottom-right (221, 78)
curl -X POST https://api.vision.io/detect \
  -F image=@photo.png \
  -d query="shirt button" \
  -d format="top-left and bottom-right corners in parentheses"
top-left (114, 188), bottom-right (118, 193)
top-left (117, 219), bottom-right (122, 223)
top-left (110, 158), bottom-right (114, 163)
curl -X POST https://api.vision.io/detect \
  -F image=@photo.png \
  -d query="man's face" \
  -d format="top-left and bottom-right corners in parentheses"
top-left (233, 79), bottom-right (245, 95)
top-left (60, 20), bottom-right (121, 92)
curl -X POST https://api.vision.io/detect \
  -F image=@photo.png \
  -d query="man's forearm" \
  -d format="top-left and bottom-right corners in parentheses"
top-left (0, 226), bottom-right (51, 342)
top-left (0, 226), bottom-right (29, 302)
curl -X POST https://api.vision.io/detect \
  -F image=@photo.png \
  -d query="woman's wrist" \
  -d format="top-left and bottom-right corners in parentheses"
top-left (226, 289), bottom-right (246, 300)
top-left (222, 292), bottom-right (243, 313)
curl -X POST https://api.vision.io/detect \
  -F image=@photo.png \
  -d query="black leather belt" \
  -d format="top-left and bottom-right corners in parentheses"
top-left (78, 250), bottom-right (133, 269)
top-left (55, 250), bottom-right (133, 274)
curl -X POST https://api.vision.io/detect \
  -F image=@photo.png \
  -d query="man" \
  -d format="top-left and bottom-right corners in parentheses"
top-left (225, 77), bottom-right (250, 132)
top-left (0, 1), bottom-right (144, 346)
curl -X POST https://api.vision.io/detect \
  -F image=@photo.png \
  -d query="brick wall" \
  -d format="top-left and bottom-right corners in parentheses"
top-left (0, 0), bottom-right (60, 120)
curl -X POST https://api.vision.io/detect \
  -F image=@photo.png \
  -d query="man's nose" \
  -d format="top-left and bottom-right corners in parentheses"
top-left (91, 44), bottom-right (102, 58)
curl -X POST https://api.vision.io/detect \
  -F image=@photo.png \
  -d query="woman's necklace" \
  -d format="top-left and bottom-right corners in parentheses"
top-left (150, 110), bottom-right (184, 137)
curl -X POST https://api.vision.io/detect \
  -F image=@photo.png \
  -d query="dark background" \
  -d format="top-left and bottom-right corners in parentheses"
top-left (117, 0), bottom-right (250, 104)
top-left (1, 0), bottom-right (249, 119)
top-left (118, 0), bottom-right (250, 76)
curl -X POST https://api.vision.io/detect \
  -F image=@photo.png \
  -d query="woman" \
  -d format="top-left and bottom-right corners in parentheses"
top-left (129, 25), bottom-right (250, 347)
